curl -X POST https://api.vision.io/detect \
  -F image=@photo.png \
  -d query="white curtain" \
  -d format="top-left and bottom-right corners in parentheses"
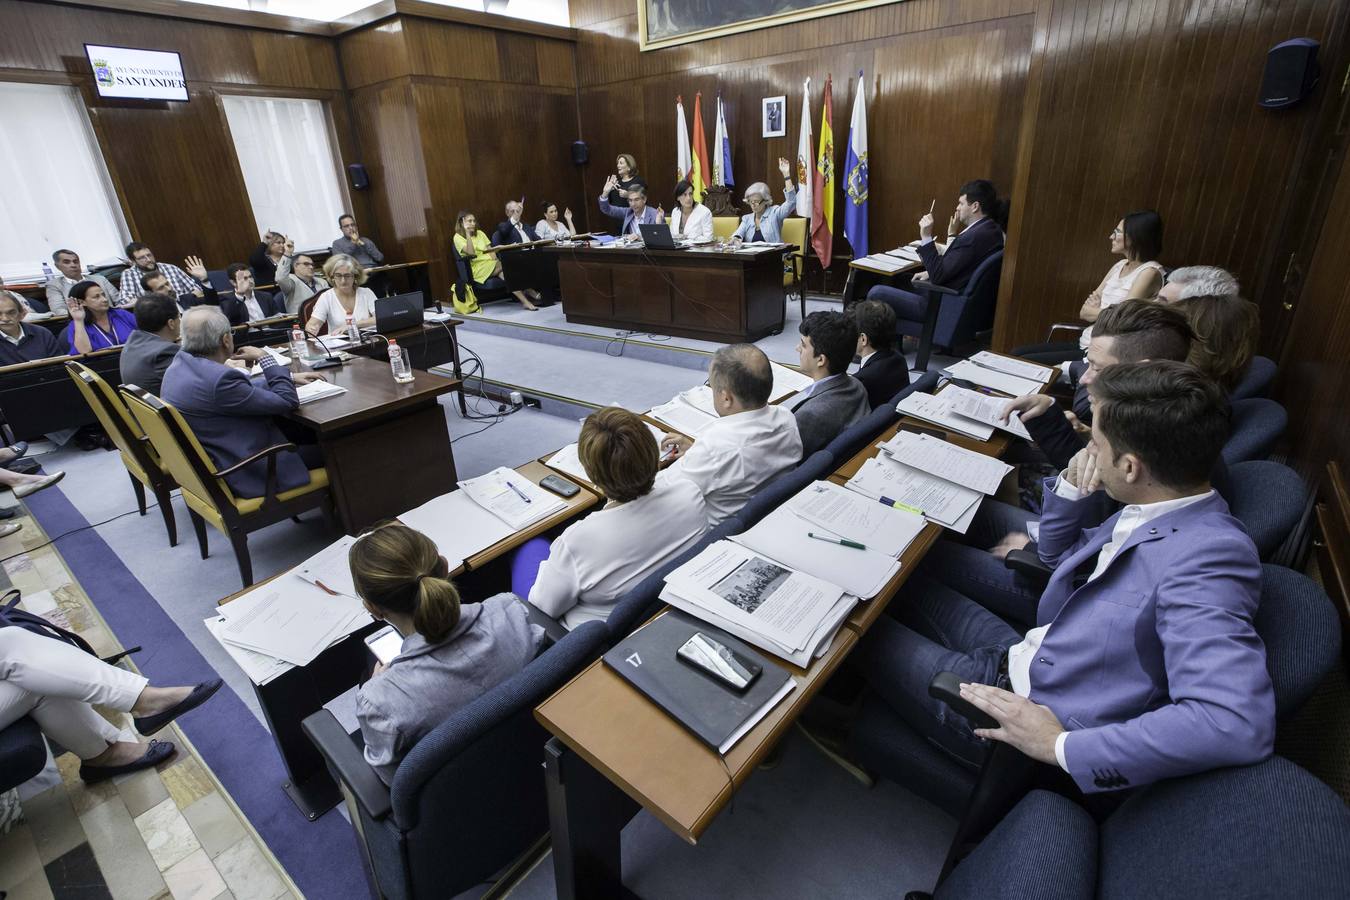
top-left (0, 82), bottom-right (129, 281)
top-left (220, 95), bottom-right (349, 253)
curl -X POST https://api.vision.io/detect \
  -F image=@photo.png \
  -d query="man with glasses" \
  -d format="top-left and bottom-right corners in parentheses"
top-left (118, 242), bottom-right (204, 306)
top-left (331, 214), bottom-right (390, 296)
top-left (141, 256), bottom-right (220, 312)
top-left (45, 249), bottom-right (118, 316)
top-left (274, 238), bottom-right (329, 317)
top-left (597, 178), bottom-right (662, 242)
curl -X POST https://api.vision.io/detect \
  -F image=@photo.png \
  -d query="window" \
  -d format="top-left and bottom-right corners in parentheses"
top-left (0, 82), bottom-right (129, 281)
top-left (220, 95), bottom-right (350, 253)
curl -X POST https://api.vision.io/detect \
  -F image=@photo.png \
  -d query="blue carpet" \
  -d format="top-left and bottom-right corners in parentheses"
top-left (25, 484), bottom-right (372, 900)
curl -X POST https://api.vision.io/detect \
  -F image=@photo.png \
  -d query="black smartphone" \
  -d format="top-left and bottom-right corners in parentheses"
top-left (539, 474), bottom-right (580, 498)
top-left (676, 632), bottom-right (762, 693)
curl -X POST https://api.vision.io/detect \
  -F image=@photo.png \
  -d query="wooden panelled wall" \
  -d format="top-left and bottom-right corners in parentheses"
top-left (570, 0), bottom-right (1348, 352)
top-left (0, 0), bottom-right (368, 271)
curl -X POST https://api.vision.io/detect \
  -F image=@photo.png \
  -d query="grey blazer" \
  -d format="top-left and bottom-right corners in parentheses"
top-left (274, 254), bottom-right (330, 317)
top-left (119, 330), bottom-right (180, 397)
top-left (787, 373), bottom-right (870, 457)
top-left (356, 593), bottom-right (544, 783)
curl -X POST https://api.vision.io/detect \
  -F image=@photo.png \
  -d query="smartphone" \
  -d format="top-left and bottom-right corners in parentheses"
top-left (364, 625), bottom-right (403, 666)
top-left (676, 632), bottom-right (762, 693)
top-left (539, 474), bottom-right (580, 498)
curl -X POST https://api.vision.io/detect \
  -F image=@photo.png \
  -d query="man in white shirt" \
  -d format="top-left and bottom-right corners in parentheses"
top-left (45, 249), bottom-right (117, 316)
top-left (659, 344), bottom-right (803, 525)
top-left (219, 264), bottom-right (284, 326)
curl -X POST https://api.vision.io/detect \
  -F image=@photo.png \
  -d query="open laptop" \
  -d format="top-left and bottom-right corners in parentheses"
top-left (639, 222), bottom-right (681, 249)
top-left (374, 292), bottom-right (423, 334)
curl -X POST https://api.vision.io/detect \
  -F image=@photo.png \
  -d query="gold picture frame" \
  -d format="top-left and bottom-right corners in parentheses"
top-left (639, 0), bottom-right (904, 52)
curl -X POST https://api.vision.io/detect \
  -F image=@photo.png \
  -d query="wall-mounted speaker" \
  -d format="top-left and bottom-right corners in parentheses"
top-left (347, 163), bottom-right (370, 190)
top-left (1259, 38), bottom-right (1319, 108)
top-left (571, 140), bottom-right (589, 166)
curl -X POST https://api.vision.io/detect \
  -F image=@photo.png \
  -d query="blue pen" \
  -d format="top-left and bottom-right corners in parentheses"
top-left (879, 495), bottom-right (923, 516)
top-left (505, 480), bottom-right (532, 504)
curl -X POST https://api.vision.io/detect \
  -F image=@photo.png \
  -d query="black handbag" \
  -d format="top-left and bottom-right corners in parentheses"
top-left (0, 589), bottom-right (138, 665)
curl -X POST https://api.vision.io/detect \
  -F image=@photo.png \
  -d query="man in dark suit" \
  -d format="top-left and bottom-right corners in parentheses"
top-left (140, 254), bottom-right (219, 312)
top-left (0, 292), bottom-right (62, 366)
top-left (119, 293), bottom-right (182, 397)
top-left (491, 200), bottom-right (554, 304)
top-left (787, 311), bottom-right (870, 457)
top-left (866, 178), bottom-right (1006, 340)
top-left (160, 307), bottom-right (326, 499)
top-left (490, 200), bottom-right (539, 247)
top-left (219, 263), bottom-right (286, 327)
top-left (850, 299), bottom-right (910, 409)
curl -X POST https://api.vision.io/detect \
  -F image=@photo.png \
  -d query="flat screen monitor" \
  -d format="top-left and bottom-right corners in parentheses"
top-left (84, 44), bottom-right (188, 102)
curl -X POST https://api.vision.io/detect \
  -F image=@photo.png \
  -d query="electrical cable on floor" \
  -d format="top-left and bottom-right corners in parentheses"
top-left (0, 499), bottom-right (173, 566)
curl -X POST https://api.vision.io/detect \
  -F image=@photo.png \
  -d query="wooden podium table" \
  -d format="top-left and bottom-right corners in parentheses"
top-left (546, 243), bottom-right (788, 343)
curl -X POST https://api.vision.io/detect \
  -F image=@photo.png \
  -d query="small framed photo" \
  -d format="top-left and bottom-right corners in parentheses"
top-left (762, 96), bottom-right (786, 138)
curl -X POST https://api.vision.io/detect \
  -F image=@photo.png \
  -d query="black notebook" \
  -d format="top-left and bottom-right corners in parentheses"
top-left (603, 611), bottom-right (795, 754)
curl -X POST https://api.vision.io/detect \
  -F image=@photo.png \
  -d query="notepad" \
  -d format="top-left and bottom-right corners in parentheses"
top-left (296, 381), bottom-right (348, 404)
top-left (944, 359), bottom-right (1046, 397)
top-left (967, 351), bottom-right (1055, 384)
top-left (943, 386), bottom-right (1032, 439)
top-left (397, 489), bottom-right (515, 568)
top-left (648, 397), bottom-right (717, 436)
top-left (878, 431), bottom-right (1013, 496)
top-left (845, 455), bottom-right (983, 533)
top-left (896, 392), bottom-right (995, 441)
top-left (458, 466), bottom-right (566, 531)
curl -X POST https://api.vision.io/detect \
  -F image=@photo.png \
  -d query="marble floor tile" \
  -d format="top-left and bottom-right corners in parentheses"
top-left (162, 755), bottom-right (214, 811)
top-left (4, 869), bottom-right (56, 900)
top-left (56, 752), bottom-right (119, 817)
top-left (43, 841), bottom-right (112, 899)
top-left (80, 797), bottom-right (167, 900)
top-left (162, 848), bottom-right (227, 900)
top-left (0, 824), bottom-right (44, 888)
top-left (213, 837), bottom-right (288, 900)
top-left (182, 792), bottom-right (247, 859)
top-left (208, 893), bottom-right (234, 900)
top-left (118, 768), bottom-right (170, 818)
top-left (21, 784), bottom-right (86, 865)
top-left (134, 797), bottom-right (202, 872)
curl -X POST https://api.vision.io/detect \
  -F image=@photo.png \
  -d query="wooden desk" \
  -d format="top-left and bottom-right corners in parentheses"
top-left (547, 244), bottom-right (788, 343)
top-left (286, 355), bottom-right (460, 534)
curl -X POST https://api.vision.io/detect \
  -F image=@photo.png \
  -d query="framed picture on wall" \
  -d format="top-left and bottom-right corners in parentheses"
top-left (762, 96), bottom-right (786, 138)
top-left (639, 0), bottom-right (904, 51)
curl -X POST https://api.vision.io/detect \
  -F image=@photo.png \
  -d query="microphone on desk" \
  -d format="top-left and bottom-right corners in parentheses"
top-left (308, 334), bottom-right (345, 370)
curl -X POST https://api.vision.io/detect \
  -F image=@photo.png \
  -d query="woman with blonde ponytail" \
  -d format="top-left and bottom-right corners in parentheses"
top-left (350, 524), bottom-right (543, 782)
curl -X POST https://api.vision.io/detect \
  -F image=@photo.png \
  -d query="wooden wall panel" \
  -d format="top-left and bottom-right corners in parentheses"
top-left (348, 79), bottom-right (433, 264)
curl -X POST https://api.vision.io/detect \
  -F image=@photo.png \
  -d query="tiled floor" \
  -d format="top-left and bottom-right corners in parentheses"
top-left (0, 502), bottom-right (298, 900)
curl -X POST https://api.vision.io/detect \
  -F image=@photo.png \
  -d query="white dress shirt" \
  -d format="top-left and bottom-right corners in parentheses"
top-left (242, 293), bottom-right (265, 323)
top-left (310, 287), bottom-right (378, 333)
top-left (671, 204), bottom-right (713, 242)
top-left (536, 218), bottom-right (571, 240)
top-left (1007, 475), bottom-right (1215, 770)
top-left (528, 477), bottom-right (710, 630)
top-left (658, 404), bottom-right (802, 526)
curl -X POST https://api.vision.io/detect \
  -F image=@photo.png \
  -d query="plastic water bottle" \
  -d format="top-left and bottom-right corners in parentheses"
top-left (346, 314), bottom-right (361, 344)
top-left (388, 339), bottom-right (414, 384)
top-left (40, 261), bottom-right (54, 283)
top-left (289, 327), bottom-right (307, 360)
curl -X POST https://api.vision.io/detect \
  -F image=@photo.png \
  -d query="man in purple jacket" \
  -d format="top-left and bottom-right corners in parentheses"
top-left (855, 360), bottom-right (1274, 793)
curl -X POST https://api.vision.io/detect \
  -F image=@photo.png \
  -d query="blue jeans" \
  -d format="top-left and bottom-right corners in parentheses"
top-left (853, 573), bottom-right (1020, 768)
top-left (920, 499), bottom-right (1043, 629)
top-left (867, 284), bottom-right (928, 334)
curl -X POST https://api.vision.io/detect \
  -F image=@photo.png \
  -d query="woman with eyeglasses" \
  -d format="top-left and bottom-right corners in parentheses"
top-left (731, 158), bottom-right (796, 244)
top-left (248, 230), bottom-right (287, 286)
top-left (305, 254), bottom-right (378, 335)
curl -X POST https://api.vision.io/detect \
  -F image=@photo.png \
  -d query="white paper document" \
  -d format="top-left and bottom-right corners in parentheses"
top-left (205, 615), bottom-right (291, 685)
top-left (967, 351), bottom-right (1054, 384)
top-left (885, 245), bottom-right (922, 262)
top-left (397, 489), bottom-right (516, 568)
top-left (544, 443), bottom-right (592, 485)
top-left (878, 432), bottom-right (1013, 496)
top-left (458, 466), bottom-right (566, 531)
top-left (943, 359), bottom-right (1046, 397)
top-left (855, 253), bottom-right (908, 273)
top-left (296, 381), bottom-right (348, 405)
top-left (648, 397), bottom-right (717, 436)
top-left (295, 535), bottom-right (360, 599)
top-left (783, 481), bottom-right (926, 558)
top-left (845, 455), bottom-right (982, 533)
top-left (731, 505), bottom-right (903, 599)
top-left (217, 573), bottom-right (370, 667)
top-left (944, 386), bottom-right (1032, 439)
top-left (896, 392), bottom-right (995, 441)
top-left (679, 384), bottom-right (719, 417)
top-left (769, 362), bottom-right (812, 402)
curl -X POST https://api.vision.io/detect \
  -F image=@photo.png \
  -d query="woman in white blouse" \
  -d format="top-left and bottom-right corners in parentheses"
top-left (516, 407), bottom-right (709, 630)
top-left (670, 180), bottom-right (713, 243)
top-left (535, 201), bottom-right (575, 241)
top-left (305, 253), bottom-right (378, 336)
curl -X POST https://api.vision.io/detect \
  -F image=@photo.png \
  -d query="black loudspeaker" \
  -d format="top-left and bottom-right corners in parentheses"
top-left (347, 163), bottom-right (370, 190)
top-left (1259, 38), bottom-right (1319, 108)
top-left (570, 140), bottom-right (589, 166)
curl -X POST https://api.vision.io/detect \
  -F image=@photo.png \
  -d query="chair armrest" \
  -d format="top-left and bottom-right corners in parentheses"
top-left (928, 671), bottom-right (999, 730)
top-left (910, 281), bottom-right (959, 297)
top-left (215, 441), bottom-right (297, 507)
top-left (524, 603), bottom-right (569, 647)
top-left (214, 442), bottom-right (297, 477)
top-left (1003, 548), bottom-right (1052, 585)
top-left (301, 710), bottom-right (392, 821)
top-left (1046, 322), bottom-right (1085, 340)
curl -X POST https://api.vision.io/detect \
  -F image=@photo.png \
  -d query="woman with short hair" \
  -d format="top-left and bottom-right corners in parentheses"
top-left (535, 201), bottom-right (575, 241)
top-left (731, 158), bottom-right (797, 243)
top-left (670, 179), bottom-right (713, 243)
top-left (515, 407), bottom-right (709, 630)
top-left (351, 523), bottom-right (543, 783)
top-left (305, 253), bottom-right (378, 335)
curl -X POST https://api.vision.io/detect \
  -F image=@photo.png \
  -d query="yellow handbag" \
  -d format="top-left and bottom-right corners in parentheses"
top-left (451, 283), bottom-right (480, 314)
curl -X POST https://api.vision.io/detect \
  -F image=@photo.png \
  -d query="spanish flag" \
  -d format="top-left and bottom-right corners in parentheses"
top-left (691, 92), bottom-right (710, 201)
top-left (811, 75), bottom-right (835, 267)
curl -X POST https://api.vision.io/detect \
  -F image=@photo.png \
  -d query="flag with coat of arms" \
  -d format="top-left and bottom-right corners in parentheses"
top-left (844, 71), bottom-right (869, 258)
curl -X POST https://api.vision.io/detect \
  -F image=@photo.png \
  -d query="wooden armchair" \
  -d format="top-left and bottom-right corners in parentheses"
top-left (120, 385), bottom-right (335, 587)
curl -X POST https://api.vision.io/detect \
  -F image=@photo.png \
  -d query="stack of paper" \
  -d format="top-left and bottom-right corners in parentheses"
top-left (458, 467), bottom-right (566, 531)
top-left (878, 431), bottom-right (1013, 496)
top-left (854, 253), bottom-right (909, 273)
top-left (885, 244), bottom-right (922, 263)
top-left (845, 454), bottom-right (983, 533)
top-left (679, 384), bottom-right (719, 417)
top-left (660, 541), bottom-right (856, 667)
top-left (214, 570), bottom-right (372, 669)
top-left (648, 396), bottom-right (718, 436)
top-left (896, 392), bottom-right (995, 441)
top-left (942, 386), bottom-right (1032, 439)
top-left (943, 359), bottom-right (1046, 397)
top-left (316, 334), bottom-right (357, 351)
top-left (967, 351), bottom-right (1055, 384)
top-left (769, 362), bottom-right (812, 402)
top-left (296, 381), bottom-right (348, 404)
top-left (398, 489), bottom-right (515, 568)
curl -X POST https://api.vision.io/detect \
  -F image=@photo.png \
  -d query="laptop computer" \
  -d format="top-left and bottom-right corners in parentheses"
top-left (639, 223), bottom-right (681, 249)
top-left (374, 292), bottom-right (423, 334)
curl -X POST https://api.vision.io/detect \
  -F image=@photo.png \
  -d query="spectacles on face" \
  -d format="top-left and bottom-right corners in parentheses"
top-left (333, 272), bottom-right (356, 281)
top-left (1111, 227), bottom-right (1123, 237)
